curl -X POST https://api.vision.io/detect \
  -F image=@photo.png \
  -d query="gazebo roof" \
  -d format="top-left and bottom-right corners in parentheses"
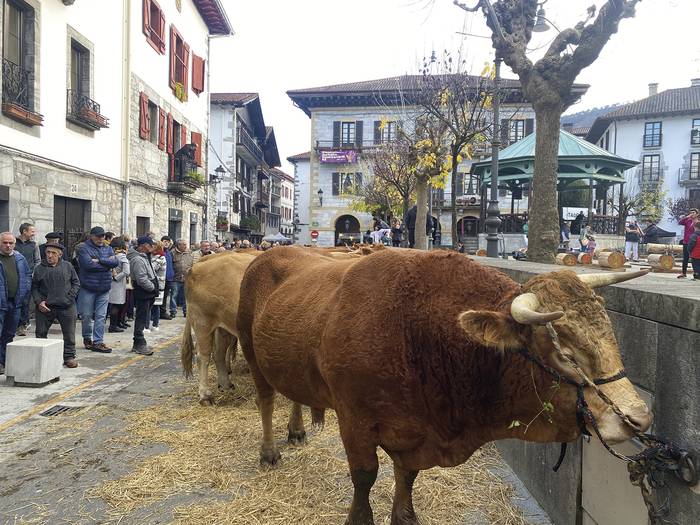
top-left (471, 129), bottom-right (638, 188)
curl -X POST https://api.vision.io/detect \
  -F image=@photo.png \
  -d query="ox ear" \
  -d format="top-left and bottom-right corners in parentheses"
top-left (458, 310), bottom-right (525, 351)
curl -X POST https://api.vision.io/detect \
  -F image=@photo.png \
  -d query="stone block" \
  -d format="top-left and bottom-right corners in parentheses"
top-left (608, 311), bottom-right (658, 392)
top-left (6, 338), bottom-right (63, 386)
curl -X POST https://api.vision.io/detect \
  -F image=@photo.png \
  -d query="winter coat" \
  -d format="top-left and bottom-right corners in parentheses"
top-left (77, 239), bottom-right (119, 293)
top-left (404, 206), bottom-right (434, 234)
top-left (625, 225), bottom-right (641, 243)
top-left (192, 249), bottom-right (213, 264)
top-left (679, 216), bottom-right (697, 244)
top-left (151, 253), bottom-right (167, 306)
top-left (15, 238), bottom-right (40, 272)
top-left (126, 248), bottom-right (158, 299)
top-left (31, 260), bottom-right (80, 309)
top-left (171, 248), bottom-right (193, 282)
top-left (0, 251), bottom-right (32, 311)
top-left (688, 232), bottom-right (700, 259)
top-left (164, 249), bottom-right (175, 281)
top-left (108, 251), bottom-right (130, 305)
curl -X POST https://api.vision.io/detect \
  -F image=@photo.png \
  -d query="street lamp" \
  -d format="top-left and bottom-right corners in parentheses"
top-left (210, 164), bottom-right (226, 184)
top-left (533, 1), bottom-right (550, 32)
top-left (317, 188), bottom-right (324, 206)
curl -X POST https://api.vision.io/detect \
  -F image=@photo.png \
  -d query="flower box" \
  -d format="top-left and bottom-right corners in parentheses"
top-left (2, 102), bottom-right (43, 126)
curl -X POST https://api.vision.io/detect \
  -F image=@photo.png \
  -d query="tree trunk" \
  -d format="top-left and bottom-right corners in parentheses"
top-left (415, 178), bottom-right (429, 250)
top-left (451, 150), bottom-right (459, 248)
top-left (528, 107), bottom-right (563, 263)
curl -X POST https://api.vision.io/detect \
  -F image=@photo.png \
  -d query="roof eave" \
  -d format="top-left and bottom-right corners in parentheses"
top-left (194, 0), bottom-right (234, 36)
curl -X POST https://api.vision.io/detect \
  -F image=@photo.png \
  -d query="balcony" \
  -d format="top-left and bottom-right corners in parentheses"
top-left (1, 58), bottom-right (43, 126)
top-left (315, 139), bottom-right (383, 152)
top-left (66, 89), bottom-right (109, 130)
top-left (167, 174), bottom-right (202, 195)
top-left (678, 167), bottom-right (700, 187)
top-left (636, 167), bottom-right (663, 186)
top-left (255, 188), bottom-right (269, 208)
top-left (269, 205), bottom-right (281, 216)
top-left (271, 183), bottom-right (281, 196)
top-left (236, 124), bottom-right (264, 164)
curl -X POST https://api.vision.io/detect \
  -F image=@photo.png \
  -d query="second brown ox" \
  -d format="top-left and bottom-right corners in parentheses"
top-left (237, 247), bottom-right (652, 525)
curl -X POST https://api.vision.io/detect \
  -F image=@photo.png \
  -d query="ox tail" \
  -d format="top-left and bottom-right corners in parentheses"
top-left (311, 408), bottom-right (326, 431)
top-left (181, 315), bottom-right (195, 379)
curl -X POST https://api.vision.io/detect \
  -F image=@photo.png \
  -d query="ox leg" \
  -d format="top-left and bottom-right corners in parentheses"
top-left (339, 422), bottom-right (379, 525)
top-left (287, 402), bottom-right (306, 445)
top-left (390, 464), bottom-right (420, 525)
top-left (213, 330), bottom-right (235, 391)
top-left (257, 387), bottom-right (281, 465)
top-left (196, 332), bottom-right (215, 405)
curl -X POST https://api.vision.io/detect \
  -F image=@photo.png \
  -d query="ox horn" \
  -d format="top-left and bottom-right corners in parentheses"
top-left (577, 269), bottom-right (650, 289)
top-left (510, 293), bottom-right (565, 325)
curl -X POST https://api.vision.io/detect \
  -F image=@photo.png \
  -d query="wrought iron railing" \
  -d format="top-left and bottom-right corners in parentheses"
top-left (315, 139), bottom-right (383, 150)
top-left (269, 205), bottom-right (281, 215)
top-left (236, 125), bottom-right (264, 162)
top-left (66, 89), bottom-right (109, 129)
top-left (636, 166), bottom-right (663, 183)
top-left (678, 166), bottom-right (700, 185)
top-left (589, 215), bottom-right (621, 235)
top-left (2, 58), bottom-right (32, 109)
top-left (642, 133), bottom-right (662, 148)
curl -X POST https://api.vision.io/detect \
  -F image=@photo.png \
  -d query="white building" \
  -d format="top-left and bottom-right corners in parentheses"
top-left (287, 151), bottom-right (310, 244)
top-left (276, 167), bottom-right (295, 238)
top-left (0, 0), bottom-right (231, 253)
top-left (587, 80), bottom-right (700, 236)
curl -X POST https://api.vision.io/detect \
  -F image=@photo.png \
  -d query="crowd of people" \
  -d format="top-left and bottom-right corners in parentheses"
top-left (0, 223), bottom-right (260, 375)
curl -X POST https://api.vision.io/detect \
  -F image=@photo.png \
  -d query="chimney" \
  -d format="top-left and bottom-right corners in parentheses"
top-left (648, 83), bottom-right (658, 96)
top-left (691, 78), bottom-right (700, 87)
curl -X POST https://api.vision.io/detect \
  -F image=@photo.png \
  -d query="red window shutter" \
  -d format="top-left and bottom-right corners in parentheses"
top-left (158, 108), bottom-right (166, 150)
top-left (182, 42), bottom-right (190, 99)
top-left (158, 10), bottom-right (166, 53)
top-left (142, 0), bottom-right (150, 37)
top-left (169, 25), bottom-right (176, 89)
top-left (166, 112), bottom-right (174, 154)
top-left (191, 131), bottom-right (202, 166)
top-left (191, 54), bottom-right (205, 94)
top-left (199, 58), bottom-right (206, 93)
top-left (139, 92), bottom-right (150, 139)
top-left (181, 125), bottom-right (187, 149)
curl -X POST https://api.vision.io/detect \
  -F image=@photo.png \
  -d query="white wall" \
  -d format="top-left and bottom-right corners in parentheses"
top-left (1, 0), bottom-right (124, 179)
top-left (292, 158), bottom-right (310, 244)
top-left (130, 0), bottom-right (210, 132)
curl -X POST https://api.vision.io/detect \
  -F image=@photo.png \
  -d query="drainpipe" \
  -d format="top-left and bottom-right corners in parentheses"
top-left (232, 108), bottom-right (238, 231)
top-left (120, 0), bottom-right (131, 233)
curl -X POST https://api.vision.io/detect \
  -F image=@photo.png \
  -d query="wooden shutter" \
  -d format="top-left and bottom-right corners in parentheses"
top-left (373, 121), bottom-right (381, 144)
top-left (182, 42), bottom-right (190, 98)
top-left (525, 118), bottom-right (534, 136)
top-left (191, 131), bottom-right (202, 166)
top-left (355, 121), bottom-right (363, 148)
top-left (332, 172), bottom-right (339, 196)
top-left (169, 26), bottom-right (176, 89)
top-left (139, 92), bottom-right (150, 139)
top-left (158, 108), bottom-right (166, 150)
top-left (158, 9), bottom-right (166, 53)
top-left (181, 124), bottom-right (187, 150)
top-left (191, 54), bottom-right (205, 94)
top-left (142, 0), bottom-right (150, 37)
top-left (500, 119), bottom-right (509, 145)
top-left (332, 121), bottom-right (340, 147)
top-left (166, 112), bottom-right (174, 154)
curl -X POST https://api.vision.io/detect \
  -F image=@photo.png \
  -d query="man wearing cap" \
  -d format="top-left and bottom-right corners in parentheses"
top-left (32, 243), bottom-right (81, 368)
top-left (127, 236), bottom-right (158, 355)
top-left (77, 226), bottom-right (119, 353)
top-left (0, 232), bottom-right (32, 375)
top-left (40, 232), bottom-right (68, 263)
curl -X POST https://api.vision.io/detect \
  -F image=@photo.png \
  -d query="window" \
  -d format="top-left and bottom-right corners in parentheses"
top-left (136, 216), bottom-right (150, 237)
top-left (509, 120), bottom-right (525, 143)
top-left (172, 120), bottom-right (181, 151)
top-left (692, 119), bottom-right (700, 146)
top-left (2, 0), bottom-right (39, 121)
top-left (341, 122), bottom-right (355, 147)
top-left (70, 41), bottom-right (89, 96)
top-left (643, 121), bottom-right (662, 148)
top-left (332, 172), bottom-right (363, 196)
top-left (169, 25), bottom-right (189, 99)
top-left (3, 1), bottom-right (23, 66)
top-left (641, 154), bottom-right (661, 181)
top-left (143, 0), bottom-right (166, 54)
top-left (144, 101), bottom-right (157, 143)
top-left (690, 153), bottom-right (700, 180)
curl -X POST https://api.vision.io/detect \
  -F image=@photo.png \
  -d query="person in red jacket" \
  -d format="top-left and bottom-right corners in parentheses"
top-left (678, 208), bottom-right (698, 278)
top-left (687, 222), bottom-right (700, 280)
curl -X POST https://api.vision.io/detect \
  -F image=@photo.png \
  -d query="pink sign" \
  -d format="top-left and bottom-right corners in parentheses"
top-left (320, 150), bottom-right (357, 164)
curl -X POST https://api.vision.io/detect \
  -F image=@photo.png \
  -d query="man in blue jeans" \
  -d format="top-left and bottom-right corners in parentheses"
top-left (0, 232), bottom-right (32, 375)
top-left (77, 226), bottom-right (119, 353)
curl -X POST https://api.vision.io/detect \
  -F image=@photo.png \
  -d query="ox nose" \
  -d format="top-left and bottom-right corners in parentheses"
top-left (625, 406), bottom-right (653, 433)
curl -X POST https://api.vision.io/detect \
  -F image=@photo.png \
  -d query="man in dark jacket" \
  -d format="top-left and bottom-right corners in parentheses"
top-left (15, 223), bottom-right (40, 336)
top-left (404, 205), bottom-right (434, 248)
top-left (32, 243), bottom-right (81, 368)
top-left (39, 232), bottom-right (68, 263)
top-left (0, 232), bottom-right (32, 375)
top-left (159, 236), bottom-right (174, 320)
top-left (127, 236), bottom-right (157, 355)
top-left (76, 226), bottom-right (118, 353)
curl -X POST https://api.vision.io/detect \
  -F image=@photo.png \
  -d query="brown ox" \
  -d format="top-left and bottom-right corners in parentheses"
top-left (236, 247), bottom-right (652, 525)
top-left (181, 250), bottom-right (258, 404)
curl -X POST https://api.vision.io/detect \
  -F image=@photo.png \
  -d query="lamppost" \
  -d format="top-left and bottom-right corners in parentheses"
top-left (317, 188), bottom-right (324, 207)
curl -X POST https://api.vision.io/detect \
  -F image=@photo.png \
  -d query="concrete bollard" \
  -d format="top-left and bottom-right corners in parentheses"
top-left (5, 338), bottom-right (63, 387)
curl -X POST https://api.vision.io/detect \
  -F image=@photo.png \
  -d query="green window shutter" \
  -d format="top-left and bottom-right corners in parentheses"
top-left (355, 120), bottom-right (363, 148)
top-left (332, 172), bottom-right (339, 195)
top-left (332, 121), bottom-right (340, 147)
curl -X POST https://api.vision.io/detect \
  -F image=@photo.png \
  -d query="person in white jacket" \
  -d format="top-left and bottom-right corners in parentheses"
top-left (147, 241), bottom-right (167, 332)
top-left (108, 238), bottom-right (130, 333)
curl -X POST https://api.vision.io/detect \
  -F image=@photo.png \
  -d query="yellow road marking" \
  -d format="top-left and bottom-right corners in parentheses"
top-left (0, 334), bottom-right (181, 433)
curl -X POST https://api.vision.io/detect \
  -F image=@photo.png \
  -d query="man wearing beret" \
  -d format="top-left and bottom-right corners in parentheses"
top-left (77, 226), bottom-right (119, 353)
top-left (40, 232), bottom-right (68, 263)
top-left (32, 243), bottom-right (81, 368)
top-left (127, 236), bottom-right (158, 355)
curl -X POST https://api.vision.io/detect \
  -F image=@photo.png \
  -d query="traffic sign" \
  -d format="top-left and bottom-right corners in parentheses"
top-left (310, 230), bottom-right (319, 240)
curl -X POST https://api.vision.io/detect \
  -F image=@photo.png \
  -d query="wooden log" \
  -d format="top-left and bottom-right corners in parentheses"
top-left (646, 243), bottom-right (683, 255)
top-left (556, 253), bottom-right (577, 266)
top-left (578, 252), bottom-right (592, 265)
top-left (647, 253), bottom-right (675, 270)
top-left (476, 249), bottom-right (487, 257)
top-left (598, 251), bottom-right (626, 269)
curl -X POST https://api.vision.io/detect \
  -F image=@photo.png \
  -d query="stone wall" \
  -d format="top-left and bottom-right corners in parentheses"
top-left (474, 258), bottom-right (700, 525)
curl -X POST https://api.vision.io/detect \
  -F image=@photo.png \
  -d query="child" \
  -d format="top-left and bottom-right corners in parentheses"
top-left (586, 234), bottom-right (597, 256)
top-left (687, 222), bottom-right (700, 280)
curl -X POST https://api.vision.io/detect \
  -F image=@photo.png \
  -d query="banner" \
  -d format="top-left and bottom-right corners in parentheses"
top-left (320, 150), bottom-right (357, 164)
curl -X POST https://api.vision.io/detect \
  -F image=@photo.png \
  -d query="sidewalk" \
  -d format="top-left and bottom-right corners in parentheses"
top-left (0, 315), bottom-right (187, 428)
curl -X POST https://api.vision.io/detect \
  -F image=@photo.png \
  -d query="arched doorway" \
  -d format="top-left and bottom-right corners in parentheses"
top-left (456, 216), bottom-right (480, 241)
top-left (335, 215), bottom-right (361, 246)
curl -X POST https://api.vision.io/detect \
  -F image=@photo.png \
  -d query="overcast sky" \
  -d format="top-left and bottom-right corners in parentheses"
top-left (210, 0), bottom-right (700, 175)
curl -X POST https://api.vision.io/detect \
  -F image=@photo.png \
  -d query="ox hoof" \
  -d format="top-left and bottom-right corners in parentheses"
top-left (287, 429), bottom-right (307, 446)
top-left (260, 446), bottom-right (281, 466)
top-left (199, 397), bottom-right (214, 406)
top-left (217, 382), bottom-right (235, 392)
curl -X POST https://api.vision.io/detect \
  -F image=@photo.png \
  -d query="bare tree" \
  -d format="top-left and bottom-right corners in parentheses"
top-left (456, 0), bottom-right (642, 262)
